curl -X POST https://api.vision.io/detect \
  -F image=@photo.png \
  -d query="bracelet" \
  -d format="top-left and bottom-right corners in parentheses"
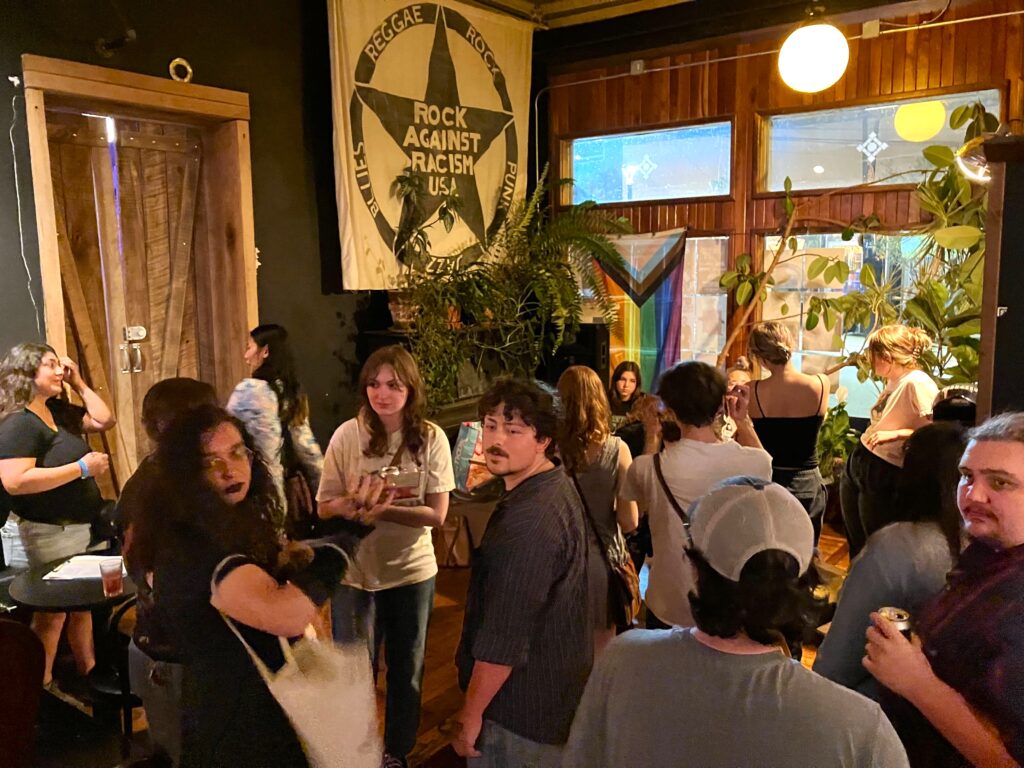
top-left (77, 458), bottom-right (89, 479)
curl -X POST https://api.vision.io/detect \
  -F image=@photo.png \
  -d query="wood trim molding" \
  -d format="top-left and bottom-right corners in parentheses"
top-left (21, 54), bottom-right (250, 121)
top-left (23, 88), bottom-right (66, 354)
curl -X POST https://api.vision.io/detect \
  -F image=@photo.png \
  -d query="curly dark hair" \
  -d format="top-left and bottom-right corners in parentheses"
top-left (478, 378), bottom-right (561, 460)
top-left (130, 405), bottom-right (282, 575)
top-left (687, 547), bottom-right (824, 647)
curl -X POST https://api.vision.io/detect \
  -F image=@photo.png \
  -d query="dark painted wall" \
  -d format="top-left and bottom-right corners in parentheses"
top-left (0, 0), bottom-right (361, 443)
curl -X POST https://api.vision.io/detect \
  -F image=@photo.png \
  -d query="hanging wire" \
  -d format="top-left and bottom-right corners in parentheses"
top-left (7, 85), bottom-right (43, 340)
top-left (880, 0), bottom-right (952, 28)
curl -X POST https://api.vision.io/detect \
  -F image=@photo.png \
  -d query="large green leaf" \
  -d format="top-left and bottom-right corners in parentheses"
top-left (807, 256), bottom-right (829, 280)
top-left (923, 145), bottom-right (955, 168)
top-left (934, 225), bottom-right (982, 250)
top-left (736, 281), bottom-right (753, 306)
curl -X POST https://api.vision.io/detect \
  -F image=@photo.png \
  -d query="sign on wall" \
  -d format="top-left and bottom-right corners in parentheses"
top-left (327, 1), bottom-right (533, 289)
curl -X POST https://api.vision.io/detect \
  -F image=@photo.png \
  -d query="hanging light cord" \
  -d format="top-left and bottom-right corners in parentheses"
top-left (8, 87), bottom-right (43, 339)
top-left (880, 0), bottom-right (952, 28)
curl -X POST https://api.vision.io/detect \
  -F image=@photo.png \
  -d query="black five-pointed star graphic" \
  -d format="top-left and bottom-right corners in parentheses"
top-left (355, 8), bottom-right (513, 244)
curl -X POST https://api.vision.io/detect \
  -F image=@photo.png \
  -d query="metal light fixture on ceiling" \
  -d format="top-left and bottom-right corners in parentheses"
top-left (778, 5), bottom-right (849, 94)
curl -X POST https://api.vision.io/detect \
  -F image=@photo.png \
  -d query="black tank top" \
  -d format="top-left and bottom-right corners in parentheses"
top-left (750, 378), bottom-right (826, 470)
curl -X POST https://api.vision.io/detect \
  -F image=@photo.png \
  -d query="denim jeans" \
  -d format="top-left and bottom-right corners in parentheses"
top-left (331, 577), bottom-right (435, 758)
top-left (467, 720), bottom-right (565, 768)
top-left (128, 639), bottom-right (184, 766)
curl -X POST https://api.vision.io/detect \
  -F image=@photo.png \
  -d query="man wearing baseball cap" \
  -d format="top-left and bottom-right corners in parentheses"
top-left (563, 477), bottom-right (909, 767)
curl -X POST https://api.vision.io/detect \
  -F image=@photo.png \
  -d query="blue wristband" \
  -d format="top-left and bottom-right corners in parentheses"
top-left (77, 458), bottom-right (89, 479)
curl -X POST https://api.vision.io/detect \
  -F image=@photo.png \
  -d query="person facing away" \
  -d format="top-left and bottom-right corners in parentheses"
top-left (622, 360), bottom-right (772, 628)
top-left (814, 421), bottom-right (964, 701)
top-left (841, 324), bottom-right (938, 558)
top-left (557, 365), bottom-right (638, 656)
top-left (117, 377), bottom-right (218, 767)
top-left (227, 323), bottom-right (324, 530)
top-left (747, 321), bottom-right (830, 542)
top-left (452, 378), bottom-right (591, 767)
top-left (563, 477), bottom-right (909, 768)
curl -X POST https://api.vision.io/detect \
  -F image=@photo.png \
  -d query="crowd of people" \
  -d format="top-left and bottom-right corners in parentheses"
top-left (0, 319), bottom-right (1021, 768)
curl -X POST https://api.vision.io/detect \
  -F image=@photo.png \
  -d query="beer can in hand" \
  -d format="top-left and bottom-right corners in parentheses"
top-left (878, 606), bottom-right (913, 640)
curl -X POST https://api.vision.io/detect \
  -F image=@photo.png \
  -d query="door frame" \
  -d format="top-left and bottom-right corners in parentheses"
top-left (21, 53), bottom-right (259, 397)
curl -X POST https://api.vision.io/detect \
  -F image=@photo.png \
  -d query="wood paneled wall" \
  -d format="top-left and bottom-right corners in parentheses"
top-left (547, 0), bottom-right (1024, 351)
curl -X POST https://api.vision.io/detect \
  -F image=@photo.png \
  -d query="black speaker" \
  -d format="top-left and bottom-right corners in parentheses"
top-left (537, 323), bottom-right (610, 386)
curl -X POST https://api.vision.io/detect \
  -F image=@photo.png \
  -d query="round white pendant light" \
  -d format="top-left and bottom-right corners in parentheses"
top-left (778, 23), bottom-right (850, 93)
top-left (894, 100), bottom-right (946, 142)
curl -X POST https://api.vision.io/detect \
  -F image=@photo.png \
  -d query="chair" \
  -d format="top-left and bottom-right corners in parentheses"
top-left (0, 618), bottom-right (45, 768)
top-left (87, 595), bottom-right (143, 738)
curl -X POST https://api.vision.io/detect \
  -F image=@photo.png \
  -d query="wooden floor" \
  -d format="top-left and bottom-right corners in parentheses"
top-left (407, 523), bottom-right (850, 767)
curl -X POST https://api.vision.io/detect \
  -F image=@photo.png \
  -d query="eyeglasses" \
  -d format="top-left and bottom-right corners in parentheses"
top-left (201, 444), bottom-right (254, 474)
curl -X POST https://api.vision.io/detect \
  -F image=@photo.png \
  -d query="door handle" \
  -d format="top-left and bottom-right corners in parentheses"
top-left (119, 343), bottom-right (131, 374)
top-left (129, 343), bottom-right (143, 373)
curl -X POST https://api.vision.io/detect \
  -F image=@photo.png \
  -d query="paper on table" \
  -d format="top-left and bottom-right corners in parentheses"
top-left (43, 555), bottom-right (125, 580)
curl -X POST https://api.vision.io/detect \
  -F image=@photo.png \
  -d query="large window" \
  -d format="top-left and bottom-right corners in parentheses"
top-left (761, 233), bottom-right (924, 418)
top-left (764, 89), bottom-right (1001, 192)
top-left (566, 121), bottom-right (732, 205)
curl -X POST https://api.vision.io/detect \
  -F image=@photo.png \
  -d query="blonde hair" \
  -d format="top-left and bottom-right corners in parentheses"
top-left (748, 322), bottom-right (794, 366)
top-left (867, 324), bottom-right (932, 369)
top-left (557, 365), bottom-right (611, 473)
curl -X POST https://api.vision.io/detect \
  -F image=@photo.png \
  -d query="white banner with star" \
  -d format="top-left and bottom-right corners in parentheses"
top-left (327, 0), bottom-right (534, 289)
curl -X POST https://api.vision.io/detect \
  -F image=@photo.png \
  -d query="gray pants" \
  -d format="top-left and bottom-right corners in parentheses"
top-left (467, 720), bottom-right (564, 768)
top-left (128, 640), bottom-right (184, 766)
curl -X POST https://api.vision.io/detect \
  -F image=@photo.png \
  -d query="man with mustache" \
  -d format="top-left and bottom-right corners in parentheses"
top-left (865, 411), bottom-right (1024, 767)
top-left (452, 378), bottom-right (591, 767)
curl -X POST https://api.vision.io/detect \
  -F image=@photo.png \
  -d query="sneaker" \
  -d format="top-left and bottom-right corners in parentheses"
top-left (381, 752), bottom-right (408, 768)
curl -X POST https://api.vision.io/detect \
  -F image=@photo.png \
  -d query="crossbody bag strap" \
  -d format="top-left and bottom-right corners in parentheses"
top-left (653, 453), bottom-right (692, 542)
top-left (569, 471), bottom-right (610, 569)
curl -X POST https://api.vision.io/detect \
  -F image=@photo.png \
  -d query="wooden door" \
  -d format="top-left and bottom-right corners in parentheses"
top-left (47, 110), bottom-right (203, 489)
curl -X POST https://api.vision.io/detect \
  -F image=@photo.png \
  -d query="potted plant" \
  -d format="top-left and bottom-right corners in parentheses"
top-left (389, 167), bottom-right (629, 409)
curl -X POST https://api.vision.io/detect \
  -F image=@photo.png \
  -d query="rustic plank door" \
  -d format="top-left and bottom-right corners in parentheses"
top-left (46, 110), bottom-right (203, 490)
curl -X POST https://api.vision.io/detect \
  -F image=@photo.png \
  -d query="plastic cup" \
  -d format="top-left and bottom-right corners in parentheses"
top-left (99, 559), bottom-right (124, 598)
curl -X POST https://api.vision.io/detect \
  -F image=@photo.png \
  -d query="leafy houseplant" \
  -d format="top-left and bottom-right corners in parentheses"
top-left (717, 103), bottom-right (998, 390)
top-left (390, 167), bottom-right (629, 408)
top-left (816, 399), bottom-right (860, 485)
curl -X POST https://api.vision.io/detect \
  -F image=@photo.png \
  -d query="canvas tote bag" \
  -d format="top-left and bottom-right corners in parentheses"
top-left (220, 612), bottom-right (381, 767)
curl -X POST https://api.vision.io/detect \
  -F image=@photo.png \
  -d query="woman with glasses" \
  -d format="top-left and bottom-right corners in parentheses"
top-left (319, 345), bottom-right (455, 768)
top-left (0, 342), bottom-right (115, 688)
top-left (132, 404), bottom-right (384, 768)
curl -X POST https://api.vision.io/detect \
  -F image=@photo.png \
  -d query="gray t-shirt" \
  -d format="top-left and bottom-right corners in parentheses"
top-left (813, 521), bottom-right (955, 699)
top-left (564, 628), bottom-right (909, 768)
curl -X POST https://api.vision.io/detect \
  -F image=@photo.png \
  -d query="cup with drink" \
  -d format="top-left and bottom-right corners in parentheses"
top-left (99, 558), bottom-right (124, 598)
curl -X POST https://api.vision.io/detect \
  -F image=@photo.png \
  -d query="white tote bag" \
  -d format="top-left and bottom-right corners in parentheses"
top-left (221, 614), bottom-right (381, 768)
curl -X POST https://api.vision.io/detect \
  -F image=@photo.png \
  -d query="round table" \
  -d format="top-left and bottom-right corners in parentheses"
top-left (9, 556), bottom-right (136, 613)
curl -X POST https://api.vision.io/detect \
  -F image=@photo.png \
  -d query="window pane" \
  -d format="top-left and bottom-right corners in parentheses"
top-left (765, 89), bottom-right (1001, 191)
top-left (680, 237), bottom-right (729, 356)
top-left (761, 233), bottom-right (925, 418)
top-left (569, 122), bottom-right (731, 204)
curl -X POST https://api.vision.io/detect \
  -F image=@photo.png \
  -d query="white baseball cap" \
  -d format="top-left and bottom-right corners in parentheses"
top-left (688, 477), bottom-right (814, 581)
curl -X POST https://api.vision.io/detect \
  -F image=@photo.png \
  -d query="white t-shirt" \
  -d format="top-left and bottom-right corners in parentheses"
top-left (623, 438), bottom-right (772, 627)
top-left (317, 416), bottom-right (455, 591)
top-left (862, 369), bottom-right (937, 467)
